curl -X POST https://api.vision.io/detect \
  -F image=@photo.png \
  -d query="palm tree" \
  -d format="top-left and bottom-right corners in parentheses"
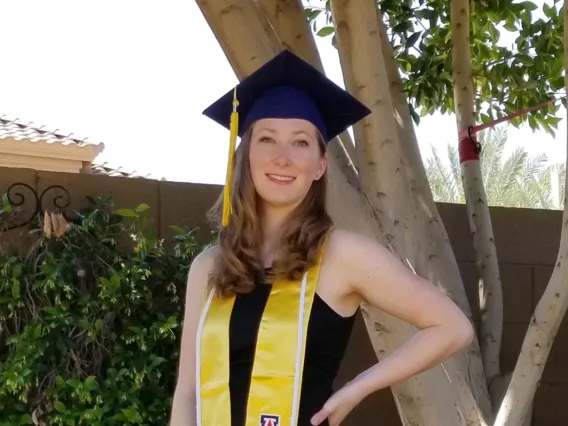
top-left (425, 126), bottom-right (566, 209)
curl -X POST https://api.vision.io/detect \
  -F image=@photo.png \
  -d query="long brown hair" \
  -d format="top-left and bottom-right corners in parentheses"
top-left (207, 125), bottom-right (333, 298)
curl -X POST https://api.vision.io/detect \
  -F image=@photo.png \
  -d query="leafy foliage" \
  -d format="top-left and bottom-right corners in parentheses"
top-left (425, 126), bottom-right (566, 208)
top-left (304, 0), bottom-right (565, 133)
top-left (0, 194), bottom-right (201, 425)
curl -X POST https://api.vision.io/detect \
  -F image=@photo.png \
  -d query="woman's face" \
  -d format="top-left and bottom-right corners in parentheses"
top-left (248, 118), bottom-right (328, 210)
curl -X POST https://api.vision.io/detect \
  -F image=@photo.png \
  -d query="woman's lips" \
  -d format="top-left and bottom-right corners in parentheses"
top-left (266, 173), bottom-right (296, 184)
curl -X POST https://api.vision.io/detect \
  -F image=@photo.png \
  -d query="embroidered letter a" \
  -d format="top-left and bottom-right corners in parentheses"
top-left (260, 414), bottom-right (280, 426)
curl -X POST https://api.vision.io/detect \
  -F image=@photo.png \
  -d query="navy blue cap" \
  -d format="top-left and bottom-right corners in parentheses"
top-left (202, 49), bottom-right (371, 143)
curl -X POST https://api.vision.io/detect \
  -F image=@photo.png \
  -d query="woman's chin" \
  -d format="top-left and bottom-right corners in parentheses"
top-left (258, 193), bottom-right (303, 210)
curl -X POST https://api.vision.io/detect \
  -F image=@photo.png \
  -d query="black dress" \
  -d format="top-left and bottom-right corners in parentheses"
top-left (228, 272), bottom-right (357, 426)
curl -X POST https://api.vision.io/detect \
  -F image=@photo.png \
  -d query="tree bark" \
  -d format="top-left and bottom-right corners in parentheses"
top-left (255, 0), bottom-right (359, 184)
top-left (329, 1), bottom-right (468, 425)
top-left (450, 0), bottom-right (504, 396)
top-left (329, 0), bottom-right (411, 255)
top-left (376, 9), bottom-right (493, 424)
top-left (376, 8), bottom-right (468, 308)
top-left (493, 4), bottom-right (568, 424)
top-left (197, 0), bottom-right (281, 79)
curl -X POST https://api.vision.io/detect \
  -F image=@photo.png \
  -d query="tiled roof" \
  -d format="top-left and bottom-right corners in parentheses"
top-left (0, 115), bottom-right (163, 180)
top-left (0, 114), bottom-right (105, 152)
top-left (90, 162), bottom-right (163, 180)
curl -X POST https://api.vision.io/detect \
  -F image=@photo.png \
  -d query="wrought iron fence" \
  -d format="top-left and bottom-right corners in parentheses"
top-left (1, 183), bottom-right (71, 231)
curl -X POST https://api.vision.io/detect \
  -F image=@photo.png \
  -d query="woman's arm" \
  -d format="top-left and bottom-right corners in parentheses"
top-left (338, 229), bottom-right (473, 399)
top-left (311, 230), bottom-right (474, 425)
top-left (170, 247), bottom-right (216, 426)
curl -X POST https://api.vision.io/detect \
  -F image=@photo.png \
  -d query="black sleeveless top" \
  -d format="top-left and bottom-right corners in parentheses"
top-left (228, 272), bottom-right (357, 426)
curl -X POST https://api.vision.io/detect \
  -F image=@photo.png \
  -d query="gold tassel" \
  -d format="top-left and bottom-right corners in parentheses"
top-left (222, 87), bottom-right (239, 227)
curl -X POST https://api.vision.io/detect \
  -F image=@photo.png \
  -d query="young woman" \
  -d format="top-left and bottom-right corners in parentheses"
top-left (170, 50), bottom-right (474, 426)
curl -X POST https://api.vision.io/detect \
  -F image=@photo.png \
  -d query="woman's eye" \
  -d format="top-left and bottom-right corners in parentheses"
top-left (294, 139), bottom-right (309, 147)
top-left (259, 136), bottom-right (274, 143)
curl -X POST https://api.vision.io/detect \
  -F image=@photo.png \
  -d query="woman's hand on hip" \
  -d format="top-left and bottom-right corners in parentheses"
top-left (310, 381), bottom-right (363, 426)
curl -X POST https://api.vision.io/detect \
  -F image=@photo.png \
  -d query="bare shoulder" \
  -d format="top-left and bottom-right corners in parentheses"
top-left (186, 244), bottom-right (220, 295)
top-left (191, 244), bottom-right (220, 272)
top-left (327, 226), bottom-right (379, 250)
top-left (325, 227), bottom-right (393, 270)
top-left (326, 226), bottom-right (424, 291)
top-left (323, 227), bottom-right (399, 295)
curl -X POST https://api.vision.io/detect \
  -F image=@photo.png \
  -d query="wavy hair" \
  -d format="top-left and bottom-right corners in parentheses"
top-left (207, 125), bottom-right (333, 297)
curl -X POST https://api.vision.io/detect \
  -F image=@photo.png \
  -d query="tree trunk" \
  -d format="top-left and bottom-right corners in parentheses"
top-left (450, 0), bottom-right (504, 397)
top-left (328, 1), bottom-right (493, 425)
top-left (197, 0), bottom-right (281, 78)
top-left (376, 8), bottom-right (471, 312)
top-left (255, 0), bottom-right (359, 185)
top-left (493, 4), bottom-right (568, 424)
top-left (376, 9), bottom-right (493, 424)
top-left (329, 0), bottom-right (411, 255)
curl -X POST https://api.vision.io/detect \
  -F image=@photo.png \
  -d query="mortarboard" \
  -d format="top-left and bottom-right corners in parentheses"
top-left (202, 49), bottom-right (371, 226)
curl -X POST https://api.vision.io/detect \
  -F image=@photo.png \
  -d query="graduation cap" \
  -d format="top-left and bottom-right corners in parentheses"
top-left (202, 49), bottom-right (371, 226)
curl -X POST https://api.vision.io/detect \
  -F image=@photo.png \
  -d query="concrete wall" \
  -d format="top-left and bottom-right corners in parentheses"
top-left (1, 167), bottom-right (566, 425)
top-left (337, 203), bottom-right (568, 426)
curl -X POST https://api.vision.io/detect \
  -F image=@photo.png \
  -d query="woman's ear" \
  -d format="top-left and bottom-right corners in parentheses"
top-left (314, 152), bottom-right (328, 181)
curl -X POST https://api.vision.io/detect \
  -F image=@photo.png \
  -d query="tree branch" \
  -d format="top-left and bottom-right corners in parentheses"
top-left (376, 7), bottom-right (494, 424)
top-left (329, 1), bottom-right (471, 425)
top-left (330, 0), bottom-right (411, 255)
top-left (493, 4), bottom-right (568, 425)
top-left (451, 0), bottom-right (504, 399)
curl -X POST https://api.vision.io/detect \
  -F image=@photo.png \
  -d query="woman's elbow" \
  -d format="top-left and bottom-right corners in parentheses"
top-left (449, 313), bottom-right (475, 352)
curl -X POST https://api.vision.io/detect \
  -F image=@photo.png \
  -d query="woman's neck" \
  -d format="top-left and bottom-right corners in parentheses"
top-left (259, 203), bottom-right (293, 267)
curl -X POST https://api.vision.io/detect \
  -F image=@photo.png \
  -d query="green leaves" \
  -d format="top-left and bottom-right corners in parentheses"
top-left (0, 194), bottom-right (202, 425)
top-left (405, 31), bottom-right (421, 50)
top-left (317, 26), bottom-right (334, 37)
top-left (1, 193), bottom-right (12, 214)
top-left (305, 0), bottom-right (564, 133)
top-left (120, 408), bottom-right (143, 423)
top-left (53, 400), bottom-right (67, 414)
top-left (116, 203), bottom-right (151, 218)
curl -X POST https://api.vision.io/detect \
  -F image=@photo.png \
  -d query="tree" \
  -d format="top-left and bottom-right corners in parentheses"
top-left (305, 0), bottom-right (565, 133)
top-left (450, 0), bottom-right (505, 407)
top-left (194, 0), bottom-right (568, 425)
top-left (426, 127), bottom-right (567, 209)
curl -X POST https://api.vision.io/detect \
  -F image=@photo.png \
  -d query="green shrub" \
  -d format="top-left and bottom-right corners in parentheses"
top-left (0, 194), bottom-right (203, 425)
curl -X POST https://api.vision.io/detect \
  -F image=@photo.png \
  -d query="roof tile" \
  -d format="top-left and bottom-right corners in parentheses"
top-left (0, 115), bottom-right (104, 151)
top-left (90, 162), bottom-right (163, 180)
top-left (0, 115), bottom-right (162, 180)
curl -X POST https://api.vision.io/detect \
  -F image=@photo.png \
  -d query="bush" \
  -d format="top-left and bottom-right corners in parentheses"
top-left (0, 194), bottom-right (203, 425)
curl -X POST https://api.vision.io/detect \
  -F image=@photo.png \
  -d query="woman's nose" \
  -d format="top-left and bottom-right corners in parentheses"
top-left (271, 145), bottom-right (292, 167)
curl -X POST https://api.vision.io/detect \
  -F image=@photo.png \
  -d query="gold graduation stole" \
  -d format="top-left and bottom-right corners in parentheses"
top-left (195, 236), bottom-right (329, 426)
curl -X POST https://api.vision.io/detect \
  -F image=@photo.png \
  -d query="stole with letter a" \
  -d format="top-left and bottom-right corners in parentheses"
top-left (195, 235), bottom-right (329, 426)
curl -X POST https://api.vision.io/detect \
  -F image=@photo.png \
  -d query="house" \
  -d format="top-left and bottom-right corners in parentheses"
top-left (0, 115), bottom-right (105, 174)
top-left (0, 115), bottom-right (159, 179)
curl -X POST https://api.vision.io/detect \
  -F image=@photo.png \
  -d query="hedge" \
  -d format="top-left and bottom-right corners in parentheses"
top-left (0, 194), bottom-right (204, 425)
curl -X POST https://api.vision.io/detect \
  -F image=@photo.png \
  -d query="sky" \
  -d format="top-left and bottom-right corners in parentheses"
top-left (0, 0), bottom-right (565, 184)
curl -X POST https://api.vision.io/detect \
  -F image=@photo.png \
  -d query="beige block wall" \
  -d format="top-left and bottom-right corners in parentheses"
top-left (1, 167), bottom-right (567, 425)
